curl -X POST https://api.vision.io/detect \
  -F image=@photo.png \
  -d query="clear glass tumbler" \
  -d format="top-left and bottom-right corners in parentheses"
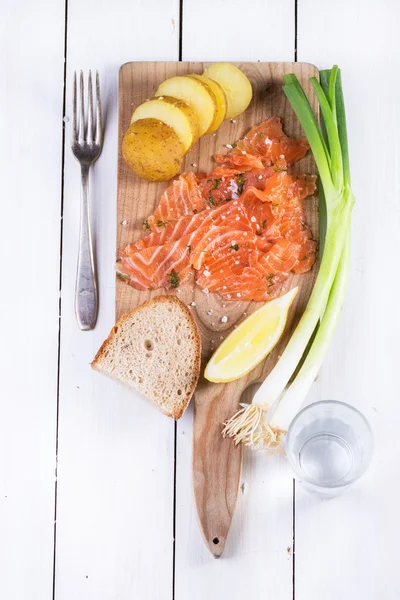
top-left (285, 400), bottom-right (373, 496)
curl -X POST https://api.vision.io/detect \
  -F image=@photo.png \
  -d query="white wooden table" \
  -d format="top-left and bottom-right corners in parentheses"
top-left (1, 0), bottom-right (399, 598)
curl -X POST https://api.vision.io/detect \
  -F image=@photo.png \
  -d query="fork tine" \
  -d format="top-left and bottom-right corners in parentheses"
top-left (72, 71), bottom-right (77, 142)
top-left (87, 70), bottom-right (94, 144)
top-left (78, 70), bottom-right (85, 143)
top-left (95, 71), bottom-right (102, 145)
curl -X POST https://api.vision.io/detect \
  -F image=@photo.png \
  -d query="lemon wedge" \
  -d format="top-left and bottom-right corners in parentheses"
top-left (204, 287), bottom-right (298, 383)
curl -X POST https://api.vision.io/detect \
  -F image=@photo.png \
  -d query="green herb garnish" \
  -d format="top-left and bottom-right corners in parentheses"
top-left (168, 270), bottom-right (180, 288)
top-left (143, 219), bottom-right (150, 230)
top-left (236, 173), bottom-right (246, 195)
top-left (230, 244), bottom-right (239, 251)
top-left (157, 219), bottom-right (168, 228)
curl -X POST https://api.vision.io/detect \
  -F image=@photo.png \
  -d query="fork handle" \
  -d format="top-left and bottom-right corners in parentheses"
top-left (75, 163), bottom-right (98, 330)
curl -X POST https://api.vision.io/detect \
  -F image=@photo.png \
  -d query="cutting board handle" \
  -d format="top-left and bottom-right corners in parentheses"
top-left (192, 377), bottom-right (244, 557)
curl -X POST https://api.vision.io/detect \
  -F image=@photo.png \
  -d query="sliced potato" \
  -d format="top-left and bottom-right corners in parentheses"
top-left (203, 62), bottom-right (252, 119)
top-left (122, 118), bottom-right (184, 182)
top-left (155, 76), bottom-right (216, 136)
top-left (188, 74), bottom-right (227, 133)
top-left (131, 96), bottom-right (200, 152)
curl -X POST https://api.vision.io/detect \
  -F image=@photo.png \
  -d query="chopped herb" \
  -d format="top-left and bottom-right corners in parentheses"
top-left (231, 142), bottom-right (237, 148)
top-left (187, 244), bottom-right (192, 254)
top-left (256, 131), bottom-right (263, 137)
top-left (275, 164), bottom-right (286, 172)
top-left (262, 219), bottom-right (267, 229)
top-left (157, 219), bottom-right (168, 228)
top-left (117, 272), bottom-right (130, 280)
top-left (143, 219), bottom-right (150, 230)
top-left (168, 270), bottom-right (180, 288)
top-left (236, 173), bottom-right (246, 195)
top-left (207, 178), bottom-right (221, 190)
top-left (208, 192), bottom-right (216, 206)
top-left (225, 197), bottom-right (233, 201)
top-left (230, 244), bottom-right (239, 251)
top-left (300, 255), bottom-right (309, 261)
top-left (267, 273), bottom-right (275, 280)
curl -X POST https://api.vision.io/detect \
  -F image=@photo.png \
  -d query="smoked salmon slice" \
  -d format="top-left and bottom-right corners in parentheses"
top-left (118, 118), bottom-right (317, 302)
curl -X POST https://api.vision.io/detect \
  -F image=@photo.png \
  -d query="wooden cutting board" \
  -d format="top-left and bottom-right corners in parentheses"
top-left (116, 62), bottom-right (319, 557)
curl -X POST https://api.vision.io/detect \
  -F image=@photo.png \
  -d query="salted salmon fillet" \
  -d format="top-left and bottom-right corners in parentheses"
top-left (118, 118), bottom-right (317, 302)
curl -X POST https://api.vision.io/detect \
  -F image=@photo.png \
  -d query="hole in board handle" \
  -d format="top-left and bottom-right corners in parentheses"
top-left (212, 537), bottom-right (219, 545)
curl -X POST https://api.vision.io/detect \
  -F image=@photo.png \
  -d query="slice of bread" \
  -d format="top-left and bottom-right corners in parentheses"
top-left (91, 295), bottom-right (201, 419)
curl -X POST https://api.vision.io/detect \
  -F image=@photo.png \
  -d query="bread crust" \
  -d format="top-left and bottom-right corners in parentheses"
top-left (91, 295), bottom-right (201, 419)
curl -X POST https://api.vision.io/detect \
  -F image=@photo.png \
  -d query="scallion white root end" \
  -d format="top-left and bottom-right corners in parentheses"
top-left (222, 403), bottom-right (286, 452)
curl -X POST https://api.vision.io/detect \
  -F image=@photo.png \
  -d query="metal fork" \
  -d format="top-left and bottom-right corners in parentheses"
top-left (71, 70), bottom-right (103, 330)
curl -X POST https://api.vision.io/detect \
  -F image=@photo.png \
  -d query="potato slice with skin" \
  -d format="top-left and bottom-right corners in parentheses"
top-left (155, 76), bottom-right (216, 136)
top-left (188, 74), bottom-right (227, 133)
top-left (203, 62), bottom-right (252, 119)
top-left (131, 96), bottom-right (200, 152)
top-left (122, 118), bottom-right (184, 182)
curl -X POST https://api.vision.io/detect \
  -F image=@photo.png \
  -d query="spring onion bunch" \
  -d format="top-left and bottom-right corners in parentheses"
top-left (223, 66), bottom-right (355, 450)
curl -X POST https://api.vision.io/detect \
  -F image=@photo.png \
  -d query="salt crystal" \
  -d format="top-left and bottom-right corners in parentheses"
top-left (221, 215), bottom-right (226, 219)
top-left (220, 315), bottom-right (228, 323)
top-left (231, 119), bottom-right (236, 124)
top-left (279, 154), bottom-right (285, 159)
top-left (235, 216), bottom-right (240, 221)
top-left (203, 269), bottom-right (211, 277)
top-left (158, 96), bottom-right (164, 100)
top-left (212, 133), bottom-right (216, 137)
top-left (191, 163), bottom-right (197, 167)
top-left (237, 293), bottom-right (242, 297)
top-left (235, 260), bottom-right (239, 265)
top-left (222, 286), bottom-right (227, 290)
top-left (121, 220), bottom-right (128, 225)
top-left (63, 116), bottom-right (69, 123)
top-left (241, 151), bottom-right (246, 154)
top-left (190, 301), bottom-right (196, 307)
top-left (207, 309), bottom-right (213, 315)
top-left (250, 216), bottom-right (257, 223)
top-left (202, 288), bottom-right (209, 294)
top-left (258, 175), bottom-right (263, 180)
top-left (243, 232), bottom-right (248, 236)
top-left (226, 294), bottom-right (232, 299)
top-left (226, 144), bottom-right (233, 149)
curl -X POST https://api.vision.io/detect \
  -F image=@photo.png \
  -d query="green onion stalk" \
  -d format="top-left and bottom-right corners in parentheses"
top-left (223, 66), bottom-right (355, 450)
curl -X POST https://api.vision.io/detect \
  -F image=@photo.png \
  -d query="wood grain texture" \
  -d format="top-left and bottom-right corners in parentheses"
top-left (117, 62), bottom-right (319, 557)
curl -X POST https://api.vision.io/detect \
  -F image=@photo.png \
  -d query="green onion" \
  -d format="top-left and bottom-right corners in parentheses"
top-left (223, 66), bottom-right (355, 449)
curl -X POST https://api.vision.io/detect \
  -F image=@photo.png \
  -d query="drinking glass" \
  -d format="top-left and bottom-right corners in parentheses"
top-left (285, 400), bottom-right (373, 496)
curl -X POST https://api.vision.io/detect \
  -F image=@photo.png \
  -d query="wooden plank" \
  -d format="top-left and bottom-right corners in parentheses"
top-left (0, 0), bottom-right (65, 598)
top-left (117, 61), bottom-right (318, 559)
top-left (54, 2), bottom-right (179, 600)
top-left (175, 1), bottom-right (298, 593)
top-left (295, 0), bottom-right (400, 597)
top-left (182, 0), bottom-right (295, 62)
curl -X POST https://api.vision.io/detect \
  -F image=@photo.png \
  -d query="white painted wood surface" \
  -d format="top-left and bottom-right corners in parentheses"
top-left (0, 1), bottom-right (64, 599)
top-left (1, 0), bottom-right (399, 598)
